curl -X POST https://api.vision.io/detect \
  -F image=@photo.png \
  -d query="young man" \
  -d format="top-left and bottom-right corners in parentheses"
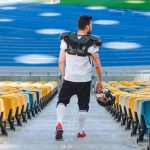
top-left (55, 15), bottom-right (103, 139)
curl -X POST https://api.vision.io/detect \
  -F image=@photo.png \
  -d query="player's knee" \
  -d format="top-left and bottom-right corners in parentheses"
top-left (79, 104), bottom-right (89, 112)
top-left (56, 99), bottom-right (69, 107)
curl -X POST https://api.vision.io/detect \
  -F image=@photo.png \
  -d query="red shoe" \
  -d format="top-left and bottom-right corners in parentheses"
top-left (77, 131), bottom-right (86, 138)
top-left (55, 123), bottom-right (63, 140)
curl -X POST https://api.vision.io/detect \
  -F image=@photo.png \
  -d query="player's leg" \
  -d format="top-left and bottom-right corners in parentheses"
top-left (55, 80), bottom-right (75, 139)
top-left (76, 81), bottom-right (91, 138)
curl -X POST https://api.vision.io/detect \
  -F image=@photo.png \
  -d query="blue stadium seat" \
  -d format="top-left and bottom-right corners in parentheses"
top-left (137, 100), bottom-right (150, 143)
top-left (28, 90), bottom-right (41, 113)
top-left (21, 92), bottom-right (34, 119)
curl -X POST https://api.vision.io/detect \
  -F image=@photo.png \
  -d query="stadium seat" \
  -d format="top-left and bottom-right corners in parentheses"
top-left (107, 81), bottom-right (118, 86)
top-left (36, 81), bottom-right (46, 84)
top-left (137, 100), bottom-right (150, 143)
top-left (21, 92), bottom-right (35, 118)
top-left (131, 98), bottom-right (150, 136)
top-left (16, 94), bottom-right (27, 123)
top-left (114, 92), bottom-right (128, 122)
top-left (0, 96), bottom-right (16, 131)
top-left (27, 90), bottom-right (41, 113)
top-left (126, 95), bottom-right (150, 130)
top-left (27, 92), bottom-right (37, 115)
top-left (120, 94), bottom-right (136, 126)
top-left (124, 89), bottom-right (136, 93)
top-left (112, 92), bottom-right (127, 119)
top-left (35, 87), bottom-right (48, 107)
top-left (29, 88), bottom-right (46, 108)
top-left (22, 94), bottom-right (30, 122)
top-left (115, 94), bottom-right (128, 123)
top-left (5, 95), bottom-right (23, 126)
top-left (0, 98), bottom-right (7, 136)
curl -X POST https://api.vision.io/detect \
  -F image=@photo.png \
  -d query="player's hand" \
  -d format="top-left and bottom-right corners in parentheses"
top-left (96, 81), bottom-right (103, 94)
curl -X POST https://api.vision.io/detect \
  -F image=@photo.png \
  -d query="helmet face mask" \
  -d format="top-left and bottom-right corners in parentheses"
top-left (96, 88), bottom-right (116, 107)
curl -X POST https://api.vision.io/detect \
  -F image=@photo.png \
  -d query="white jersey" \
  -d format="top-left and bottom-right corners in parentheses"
top-left (60, 36), bottom-right (99, 82)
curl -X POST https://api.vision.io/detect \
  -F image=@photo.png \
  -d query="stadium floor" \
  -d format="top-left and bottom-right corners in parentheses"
top-left (0, 93), bottom-right (147, 150)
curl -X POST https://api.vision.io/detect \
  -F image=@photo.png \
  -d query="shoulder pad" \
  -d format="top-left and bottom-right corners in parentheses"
top-left (90, 35), bottom-right (100, 41)
top-left (69, 32), bottom-right (78, 42)
top-left (90, 35), bottom-right (102, 46)
top-left (59, 32), bottom-right (71, 40)
top-left (69, 32), bottom-right (77, 38)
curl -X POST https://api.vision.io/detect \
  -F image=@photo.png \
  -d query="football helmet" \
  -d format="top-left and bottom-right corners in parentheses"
top-left (96, 88), bottom-right (116, 107)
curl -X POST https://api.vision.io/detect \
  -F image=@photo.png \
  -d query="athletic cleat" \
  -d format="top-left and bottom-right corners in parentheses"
top-left (55, 123), bottom-right (63, 140)
top-left (77, 131), bottom-right (86, 138)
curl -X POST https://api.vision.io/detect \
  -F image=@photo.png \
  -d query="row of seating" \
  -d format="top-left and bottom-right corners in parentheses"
top-left (103, 81), bottom-right (150, 150)
top-left (0, 81), bottom-right (58, 136)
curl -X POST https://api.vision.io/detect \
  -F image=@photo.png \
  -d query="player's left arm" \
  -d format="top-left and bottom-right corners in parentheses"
top-left (58, 49), bottom-right (66, 83)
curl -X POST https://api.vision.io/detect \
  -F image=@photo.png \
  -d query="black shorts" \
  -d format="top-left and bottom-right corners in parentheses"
top-left (57, 80), bottom-right (91, 111)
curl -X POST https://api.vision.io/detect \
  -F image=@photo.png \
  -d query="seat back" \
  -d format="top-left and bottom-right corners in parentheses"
top-left (22, 94), bottom-right (29, 110)
top-left (23, 92), bottom-right (36, 103)
top-left (21, 92), bottom-right (34, 109)
top-left (119, 94), bottom-right (132, 113)
top-left (6, 95), bottom-right (20, 115)
top-left (115, 93), bottom-right (127, 105)
top-left (0, 98), bottom-right (5, 121)
top-left (141, 100), bottom-right (150, 134)
top-left (128, 95), bottom-right (150, 119)
top-left (17, 94), bottom-right (26, 113)
top-left (135, 98), bottom-right (150, 119)
top-left (0, 96), bottom-right (16, 121)
top-left (124, 95), bottom-right (133, 108)
top-left (29, 90), bottom-right (40, 104)
top-left (0, 98), bottom-right (4, 113)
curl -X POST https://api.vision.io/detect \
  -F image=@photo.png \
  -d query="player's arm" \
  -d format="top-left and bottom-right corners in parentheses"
top-left (58, 49), bottom-right (66, 82)
top-left (91, 52), bottom-right (103, 90)
top-left (59, 32), bottom-right (69, 82)
top-left (90, 35), bottom-right (103, 90)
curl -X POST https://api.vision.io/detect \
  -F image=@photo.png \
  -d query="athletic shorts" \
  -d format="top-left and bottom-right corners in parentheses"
top-left (57, 80), bottom-right (91, 111)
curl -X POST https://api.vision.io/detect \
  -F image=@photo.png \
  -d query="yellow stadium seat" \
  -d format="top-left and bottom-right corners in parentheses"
top-left (129, 95), bottom-right (150, 119)
top-left (0, 81), bottom-right (58, 131)
top-left (120, 94), bottom-right (137, 126)
top-left (15, 94), bottom-right (27, 123)
top-left (22, 94), bottom-right (30, 119)
top-left (0, 96), bottom-right (16, 130)
top-left (44, 82), bottom-right (58, 100)
top-left (107, 81), bottom-right (118, 86)
top-left (5, 95), bottom-right (22, 126)
top-left (36, 81), bottom-right (46, 84)
top-left (0, 98), bottom-right (7, 136)
top-left (125, 95), bottom-right (150, 130)
top-left (0, 98), bottom-right (5, 121)
top-left (130, 98), bottom-right (150, 136)
top-left (22, 92), bottom-right (37, 117)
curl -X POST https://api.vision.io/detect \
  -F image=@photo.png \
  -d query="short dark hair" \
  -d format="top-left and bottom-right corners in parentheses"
top-left (78, 15), bottom-right (92, 30)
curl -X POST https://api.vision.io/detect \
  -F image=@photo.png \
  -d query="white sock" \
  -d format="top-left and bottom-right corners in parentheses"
top-left (78, 111), bottom-right (88, 133)
top-left (56, 103), bottom-right (66, 125)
